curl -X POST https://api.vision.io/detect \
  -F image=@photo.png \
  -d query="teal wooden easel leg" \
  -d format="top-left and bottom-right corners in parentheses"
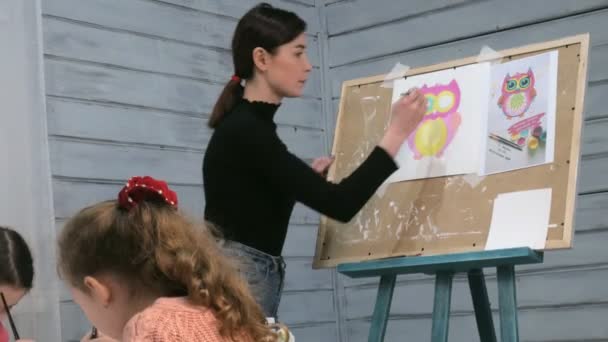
top-left (431, 271), bottom-right (454, 342)
top-left (467, 269), bottom-right (497, 342)
top-left (368, 274), bottom-right (396, 342)
top-left (497, 265), bottom-right (519, 342)
top-left (337, 248), bottom-right (541, 342)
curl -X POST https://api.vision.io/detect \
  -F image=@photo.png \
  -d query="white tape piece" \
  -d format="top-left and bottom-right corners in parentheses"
top-left (476, 45), bottom-right (503, 64)
top-left (461, 173), bottom-right (485, 188)
top-left (376, 180), bottom-right (390, 198)
top-left (381, 62), bottom-right (410, 88)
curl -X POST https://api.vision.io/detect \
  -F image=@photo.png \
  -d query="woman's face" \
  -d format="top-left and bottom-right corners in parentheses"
top-left (263, 33), bottom-right (313, 98)
top-left (0, 284), bottom-right (27, 316)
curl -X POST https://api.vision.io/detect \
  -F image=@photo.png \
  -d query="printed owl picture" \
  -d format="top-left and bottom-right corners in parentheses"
top-left (481, 51), bottom-right (558, 176)
top-left (407, 79), bottom-right (462, 160)
top-left (497, 68), bottom-right (537, 119)
top-left (388, 62), bottom-right (489, 182)
top-left (387, 51), bottom-right (556, 181)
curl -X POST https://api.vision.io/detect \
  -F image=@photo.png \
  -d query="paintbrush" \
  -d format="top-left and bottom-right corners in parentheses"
top-left (400, 87), bottom-right (417, 97)
top-left (489, 133), bottom-right (523, 151)
top-left (1, 292), bottom-right (20, 340)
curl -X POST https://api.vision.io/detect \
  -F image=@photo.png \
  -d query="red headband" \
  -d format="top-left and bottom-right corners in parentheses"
top-left (231, 75), bottom-right (240, 82)
top-left (118, 176), bottom-right (178, 210)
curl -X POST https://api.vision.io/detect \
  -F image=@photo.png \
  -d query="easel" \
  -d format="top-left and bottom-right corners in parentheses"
top-left (337, 247), bottom-right (543, 342)
top-left (314, 35), bottom-right (588, 341)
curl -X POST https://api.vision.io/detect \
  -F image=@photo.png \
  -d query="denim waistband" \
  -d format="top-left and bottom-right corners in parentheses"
top-left (218, 239), bottom-right (286, 272)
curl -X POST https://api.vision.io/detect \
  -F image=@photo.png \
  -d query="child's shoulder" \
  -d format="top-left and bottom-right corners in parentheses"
top-left (123, 297), bottom-right (225, 342)
top-left (150, 297), bottom-right (207, 313)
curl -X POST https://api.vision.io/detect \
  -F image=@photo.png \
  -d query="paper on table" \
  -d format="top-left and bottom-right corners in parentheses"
top-left (485, 188), bottom-right (552, 251)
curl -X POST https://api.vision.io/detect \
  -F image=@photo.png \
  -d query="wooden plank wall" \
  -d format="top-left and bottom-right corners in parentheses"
top-left (41, 0), bottom-right (336, 340)
top-left (321, 0), bottom-right (608, 341)
top-left (43, 0), bottom-right (608, 340)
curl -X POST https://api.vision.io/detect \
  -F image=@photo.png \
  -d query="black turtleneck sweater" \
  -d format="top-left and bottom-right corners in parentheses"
top-left (202, 98), bottom-right (398, 256)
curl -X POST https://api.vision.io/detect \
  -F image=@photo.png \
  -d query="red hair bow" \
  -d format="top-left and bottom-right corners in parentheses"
top-left (118, 176), bottom-right (178, 210)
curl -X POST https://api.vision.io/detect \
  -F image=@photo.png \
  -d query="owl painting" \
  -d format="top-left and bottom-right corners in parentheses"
top-left (497, 68), bottom-right (537, 119)
top-left (407, 79), bottom-right (462, 160)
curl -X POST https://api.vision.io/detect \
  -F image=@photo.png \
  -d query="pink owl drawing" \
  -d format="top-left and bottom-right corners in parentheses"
top-left (497, 68), bottom-right (537, 119)
top-left (407, 79), bottom-right (462, 160)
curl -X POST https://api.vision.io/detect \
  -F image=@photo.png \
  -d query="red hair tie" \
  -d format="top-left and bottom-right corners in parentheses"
top-left (231, 75), bottom-right (240, 82)
top-left (118, 176), bottom-right (178, 210)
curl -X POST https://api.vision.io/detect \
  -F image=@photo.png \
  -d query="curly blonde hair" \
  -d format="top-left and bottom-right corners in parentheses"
top-left (58, 200), bottom-right (276, 342)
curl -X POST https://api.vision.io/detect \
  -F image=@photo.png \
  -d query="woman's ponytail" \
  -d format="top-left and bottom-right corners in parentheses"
top-left (208, 76), bottom-right (243, 129)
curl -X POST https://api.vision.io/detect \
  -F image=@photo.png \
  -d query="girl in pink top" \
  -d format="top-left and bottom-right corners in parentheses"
top-left (58, 176), bottom-right (277, 342)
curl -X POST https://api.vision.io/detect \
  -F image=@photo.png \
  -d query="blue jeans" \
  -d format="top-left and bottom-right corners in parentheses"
top-left (220, 240), bottom-right (286, 318)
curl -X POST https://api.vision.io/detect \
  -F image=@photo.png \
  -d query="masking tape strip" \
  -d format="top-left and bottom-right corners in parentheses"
top-left (381, 62), bottom-right (410, 88)
top-left (461, 173), bottom-right (485, 188)
top-left (476, 45), bottom-right (504, 64)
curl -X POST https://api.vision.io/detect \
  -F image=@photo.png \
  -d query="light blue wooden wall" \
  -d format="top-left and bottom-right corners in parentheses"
top-left (41, 0), bottom-right (337, 340)
top-left (320, 0), bottom-right (608, 341)
top-left (41, 0), bottom-right (608, 340)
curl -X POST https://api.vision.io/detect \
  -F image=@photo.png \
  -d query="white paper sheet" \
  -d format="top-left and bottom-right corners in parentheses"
top-left (384, 52), bottom-right (559, 184)
top-left (484, 188), bottom-right (552, 251)
top-left (388, 62), bottom-right (491, 183)
top-left (479, 51), bottom-right (558, 175)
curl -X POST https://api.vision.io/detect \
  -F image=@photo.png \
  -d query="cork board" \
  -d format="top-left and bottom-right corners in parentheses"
top-left (313, 34), bottom-right (589, 269)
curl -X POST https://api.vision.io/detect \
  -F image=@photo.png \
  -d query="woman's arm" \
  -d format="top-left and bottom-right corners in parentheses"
top-left (250, 88), bottom-right (426, 222)
top-left (251, 128), bottom-right (397, 222)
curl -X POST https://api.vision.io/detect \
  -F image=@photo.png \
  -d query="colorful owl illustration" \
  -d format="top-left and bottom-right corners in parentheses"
top-left (407, 79), bottom-right (462, 160)
top-left (497, 68), bottom-right (537, 119)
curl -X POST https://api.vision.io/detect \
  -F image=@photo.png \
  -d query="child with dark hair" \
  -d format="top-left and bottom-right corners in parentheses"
top-left (0, 226), bottom-right (35, 342)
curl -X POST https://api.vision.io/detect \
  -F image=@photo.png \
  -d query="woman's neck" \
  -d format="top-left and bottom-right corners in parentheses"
top-left (243, 77), bottom-right (282, 104)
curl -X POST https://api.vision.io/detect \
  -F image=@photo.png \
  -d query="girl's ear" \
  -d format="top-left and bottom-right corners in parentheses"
top-left (83, 276), bottom-right (112, 307)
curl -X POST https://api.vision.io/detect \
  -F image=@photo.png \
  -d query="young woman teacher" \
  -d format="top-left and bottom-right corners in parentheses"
top-left (203, 3), bottom-right (426, 318)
